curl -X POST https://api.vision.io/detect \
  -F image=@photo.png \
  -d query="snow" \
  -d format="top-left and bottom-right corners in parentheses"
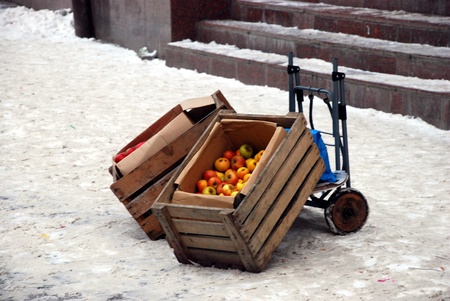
top-left (0, 4), bottom-right (449, 301)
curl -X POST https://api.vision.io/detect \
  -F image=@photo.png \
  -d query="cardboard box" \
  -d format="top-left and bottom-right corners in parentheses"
top-left (109, 90), bottom-right (234, 241)
top-left (171, 119), bottom-right (287, 208)
top-left (111, 94), bottom-right (226, 180)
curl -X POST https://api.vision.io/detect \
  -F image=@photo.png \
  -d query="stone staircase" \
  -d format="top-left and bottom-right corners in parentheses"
top-left (165, 0), bottom-right (450, 130)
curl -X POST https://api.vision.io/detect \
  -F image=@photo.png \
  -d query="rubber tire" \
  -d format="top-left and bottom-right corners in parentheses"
top-left (325, 188), bottom-right (369, 235)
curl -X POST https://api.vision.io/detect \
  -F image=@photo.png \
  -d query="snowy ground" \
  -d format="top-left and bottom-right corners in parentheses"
top-left (0, 4), bottom-right (449, 301)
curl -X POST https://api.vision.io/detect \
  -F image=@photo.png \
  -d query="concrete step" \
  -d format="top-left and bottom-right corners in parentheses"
top-left (197, 20), bottom-right (450, 80)
top-left (165, 40), bottom-right (450, 130)
top-left (285, 0), bottom-right (449, 16)
top-left (231, 0), bottom-right (450, 47)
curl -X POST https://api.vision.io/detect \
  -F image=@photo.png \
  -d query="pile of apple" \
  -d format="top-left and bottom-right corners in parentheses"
top-left (113, 141), bottom-right (145, 163)
top-left (197, 143), bottom-right (264, 196)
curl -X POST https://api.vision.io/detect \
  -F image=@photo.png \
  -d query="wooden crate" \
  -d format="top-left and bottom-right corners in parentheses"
top-left (151, 112), bottom-right (325, 272)
top-left (109, 91), bottom-right (234, 240)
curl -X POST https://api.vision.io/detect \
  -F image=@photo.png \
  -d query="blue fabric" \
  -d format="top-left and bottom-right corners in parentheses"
top-left (310, 129), bottom-right (337, 183)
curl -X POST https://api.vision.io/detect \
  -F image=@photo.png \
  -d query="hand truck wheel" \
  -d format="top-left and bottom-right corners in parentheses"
top-left (324, 188), bottom-right (369, 235)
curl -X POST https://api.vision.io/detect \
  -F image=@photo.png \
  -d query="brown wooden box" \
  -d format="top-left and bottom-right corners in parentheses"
top-left (151, 112), bottom-right (325, 272)
top-left (109, 91), bottom-right (234, 240)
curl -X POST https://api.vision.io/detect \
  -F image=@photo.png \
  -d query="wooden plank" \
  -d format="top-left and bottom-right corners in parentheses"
top-left (241, 130), bottom-right (313, 241)
top-left (139, 214), bottom-right (164, 240)
top-left (110, 110), bottom-right (220, 202)
top-left (173, 219), bottom-right (229, 237)
top-left (126, 169), bottom-right (176, 218)
top-left (151, 203), bottom-right (190, 264)
top-left (249, 146), bottom-right (321, 254)
top-left (256, 159), bottom-right (325, 269)
top-left (163, 204), bottom-right (234, 222)
top-left (180, 234), bottom-right (236, 252)
top-left (234, 114), bottom-right (308, 225)
top-left (188, 248), bottom-right (243, 268)
top-left (221, 211), bottom-right (262, 272)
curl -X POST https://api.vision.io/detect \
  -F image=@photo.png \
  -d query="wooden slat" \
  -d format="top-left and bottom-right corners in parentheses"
top-left (234, 114), bottom-right (308, 225)
top-left (151, 203), bottom-right (190, 264)
top-left (256, 159), bottom-right (325, 268)
top-left (139, 214), bottom-right (164, 240)
top-left (173, 219), bottom-right (229, 237)
top-left (163, 204), bottom-right (234, 222)
top-left (240, 130), bottom-right (313, 240)
top-left (110, 110), bottom-right (220, 202)
top-left (126, 169), bottom-right (176, 217)
top-left (180, 234), bottom-right (236, 252)
top-left (221, 211), bottom-right (262, 272)
top-left (249, 146), bottom-right (321, 254)
top-left (188, 249), bottom-right (243, 268)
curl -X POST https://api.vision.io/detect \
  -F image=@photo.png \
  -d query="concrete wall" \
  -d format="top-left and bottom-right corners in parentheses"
top-left (9, 0), bottom-right (71, 10)
top-left (89, 0), bottom-right (231, 58)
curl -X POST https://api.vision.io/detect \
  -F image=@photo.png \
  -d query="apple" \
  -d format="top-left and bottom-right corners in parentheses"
top-left (114, 152), bottom-right (127, 163)
top-left (126, 147), bottom-right (135, 155)
top-left (254, 150), bottom-right (265, 162)
top-left (203, 169), bottom-right (217, 181)
top-left (214, 157), bottom-right (230, 172)
top-left (231, 191), bottom-right (239, 197)
top-left (216, 183), bottom-right (226, 195)
top-left (246, 158), bottom-right (257, 172)
top-left (224, 169), bottom-right (239, 185)
top-left (216, 171), bottom-right (225, 181)
top-left (207, 176), bottom-right (222, 189)
top-left (231, 155), bottom-right (245, 170)
top-left (243, 173), bottom-right (251, 183)
top-left (239, 144), bottom-right (253, 159)
top-left (236, 181), bottom-right (245, 191)
top-left (236, 166), bottom-right (250, 179)
top-left (197, 179), bottom-right (208, 192)
top-left (222, 184), bottom-right (235, 196)
top-left (222, 150), bottom-right (235, 161)
top-left (135, 141), bottom-right (145, 149)
top-left (202, 186), bottom-right (217, 195)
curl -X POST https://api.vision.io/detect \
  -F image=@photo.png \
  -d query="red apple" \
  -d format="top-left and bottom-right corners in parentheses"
top-left (236, 166), bottom-right (250, 179)
top-left (207, 176), bottom-right (222, 189)
top-left (203, 169), bottom-right (217, 181)
top-left (224, 170), bottom-right (239, 185)
top-left (126, 147), bottom-right (135, 155)
top-left (114, 152), bottom-right (127, 163)
top-left (214, 157), bottom-right (230, 172)
top-left (216, 183), bottom-right (226, 195)
top-left (222, 150), bottom-right (235, 161)
top-left (135, 141), bottom-right (145, 149)
top-left (231, 155), bottom-right (245, 170)
top-left (197, 179), bottom-right (208, 192)
top-left (202, 186), bottom-right (217, 195)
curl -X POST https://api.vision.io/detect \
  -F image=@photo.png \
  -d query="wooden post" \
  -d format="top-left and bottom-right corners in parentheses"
top-left (72, 0), bottom-right (95, 38)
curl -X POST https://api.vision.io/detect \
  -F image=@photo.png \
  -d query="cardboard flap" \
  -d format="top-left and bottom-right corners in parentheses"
top-left (174, 121), bottom-right (223, 186)
top-left (172, 191), bottom-right (234, 209)
top-left (180, 95), bottom-right (215, 110)
top-left (240, 126), bottom-right (287, 195)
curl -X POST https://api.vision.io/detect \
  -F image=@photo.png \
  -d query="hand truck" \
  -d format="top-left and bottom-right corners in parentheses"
top-left (287, 52), bottom-right (369, 235)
